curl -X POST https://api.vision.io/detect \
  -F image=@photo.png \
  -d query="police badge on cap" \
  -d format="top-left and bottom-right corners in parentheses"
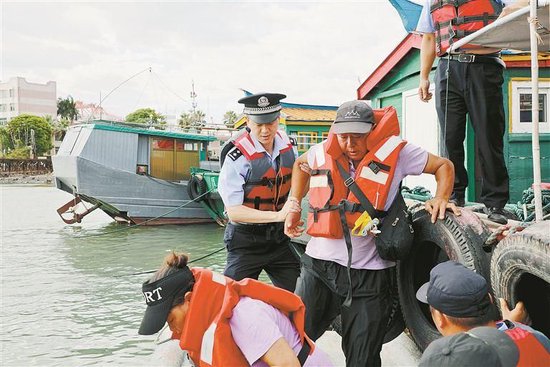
top-left (238, 92), bottom-right (286, 124)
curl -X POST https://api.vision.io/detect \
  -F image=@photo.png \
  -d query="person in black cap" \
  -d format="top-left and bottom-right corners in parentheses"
top-left (416, 260), bottom-right (550, 366)
top-left (285, 100), bottom-right (459, 366)
top-left (217, 92), bottom-right (301, 292)
top-left (138, 252), bottom-right (333, 367)
top-left (420, 326), bottom-right (519, 367)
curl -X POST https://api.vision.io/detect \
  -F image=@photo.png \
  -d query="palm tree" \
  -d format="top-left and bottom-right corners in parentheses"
top-left (57, 96), bottom-right (79, 123)
top-left (223, 111), bottom-right (238, 127)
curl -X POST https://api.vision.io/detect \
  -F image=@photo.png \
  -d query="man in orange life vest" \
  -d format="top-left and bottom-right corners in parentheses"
top-left (284, 100), bottom-right (460, 366)
top-left (138, 252), bottom-right (333, 366)
top-left (218, 93), bottom-right (301, 292)
top-left (417, 0), bottom-right (512, 224)
top-left (417, 261), bottom-right (550, 366)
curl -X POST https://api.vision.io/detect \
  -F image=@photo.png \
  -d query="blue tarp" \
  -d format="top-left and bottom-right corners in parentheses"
top-left (389, 0), bottom-right (423, 32)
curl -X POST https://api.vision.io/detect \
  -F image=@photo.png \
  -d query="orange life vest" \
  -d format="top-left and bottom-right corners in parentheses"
top-left (430, 0), bottom-right (502, 56)
top-left (502, 321), bottom-right (550, 366)
top-left (176, 268), bottom-right (314, 367)
top-left (233, 130), bottom-right (295, 211)
top-left (307, 106), bottom-right (406, 239)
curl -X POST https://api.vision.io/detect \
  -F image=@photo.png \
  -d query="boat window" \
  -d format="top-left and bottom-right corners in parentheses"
top-left (150, 137), bottom-right (199, 181)
top-left (510, 80), bottom-right (550, 134)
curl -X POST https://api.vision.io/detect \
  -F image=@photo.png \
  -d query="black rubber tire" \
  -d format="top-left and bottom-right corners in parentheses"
top-left (490, 221), bottom-right (550, 338)
top-left (187, 175), bottom-right (207, 202)
top-left (397, 208), bottom-right (493, 351)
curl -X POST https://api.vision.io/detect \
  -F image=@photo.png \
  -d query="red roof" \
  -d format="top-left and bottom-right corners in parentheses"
top-left (357, 33), bottom-right (422, 100)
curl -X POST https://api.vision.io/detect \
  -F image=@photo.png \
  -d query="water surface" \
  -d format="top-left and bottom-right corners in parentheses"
top-left (1, 185), bottom-right (227, 366)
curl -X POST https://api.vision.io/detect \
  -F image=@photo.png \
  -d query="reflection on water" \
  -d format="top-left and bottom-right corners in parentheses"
top-left (1, 185), bottom-right (227, 366)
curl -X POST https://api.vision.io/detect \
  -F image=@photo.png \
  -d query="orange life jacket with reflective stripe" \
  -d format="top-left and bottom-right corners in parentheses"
top-left (502, 321), bottom-right (550, 366)
top-left (307, 106), bottom-right (406, 239)
top-left (430, 0), bottom-right (502, 56)
top-left (233, 130), bottom-right (295, 211)
top-left (176, 268), bottom-right (314, 367)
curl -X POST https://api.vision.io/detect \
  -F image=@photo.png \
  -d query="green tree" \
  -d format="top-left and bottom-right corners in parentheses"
top-left (57, 96), bottom-right (79, 123)
top-left (126, 108), bottom-right (166, 125)
top-left (6, 114), bottom-right (53, 157)
top-left (0, 126), bottom-right (10, 157)
top-left (178, 109), bottom-right (206, 131)
top-left (223, 110), bottom-right (238, 128)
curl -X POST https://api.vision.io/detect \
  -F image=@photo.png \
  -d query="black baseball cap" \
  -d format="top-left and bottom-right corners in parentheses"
top-left (238, 93), bottom-right (286, 124)
top-left (332, 100), bottom-right (374, 134)
top-left (416, 261), bottom-right (492, 317)
top-left (419, 326), bottom-right (519, 367)
top-left (138, 267), bottom-right (194, 335)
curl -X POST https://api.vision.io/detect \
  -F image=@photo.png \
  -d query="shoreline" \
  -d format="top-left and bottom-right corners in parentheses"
top-left (0, 172), bottom-right (54, 185)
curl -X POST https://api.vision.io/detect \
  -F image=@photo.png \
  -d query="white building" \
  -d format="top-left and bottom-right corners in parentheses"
top-left (0, 77), bottom-right (57, 125)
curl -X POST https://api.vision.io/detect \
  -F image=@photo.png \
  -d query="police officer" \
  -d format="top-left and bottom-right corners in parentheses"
top-left (218, 92), bottom-right (301, 292)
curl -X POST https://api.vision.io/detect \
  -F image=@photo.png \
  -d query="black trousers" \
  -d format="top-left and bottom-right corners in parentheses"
top-left (435, 58), bottom-right (509, 208)
top-left (295, 254), bottom-right (392, 367)
top-left (223, 222), bottom-right (300, 292)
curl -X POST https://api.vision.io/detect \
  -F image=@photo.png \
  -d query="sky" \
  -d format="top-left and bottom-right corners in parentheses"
top-left (1, 0), bottom-right (412, 123)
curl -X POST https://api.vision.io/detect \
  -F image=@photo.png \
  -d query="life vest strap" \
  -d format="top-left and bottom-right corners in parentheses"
top-left (297, 341), bottom-right (311, 366)
top-left (336, 161), bottom-right (387, 220)
top-left (246, 174), bottom-right (292, 188)
top-left (430, 0), bottom-right (470, 13)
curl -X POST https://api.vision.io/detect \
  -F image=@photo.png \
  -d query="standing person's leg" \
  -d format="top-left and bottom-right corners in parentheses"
top-left (435, 59), bottom-right (469, 203)
top-left (295, 255), bottom-right (341, 341)
top-left (264, 225), bottom-right (300, 291)
top-left (464, 61), bottom-right (509, 210)
top-left (223, 224), bottom-right (264, 281)
top-left (340, 268), bottom-right (392, 367)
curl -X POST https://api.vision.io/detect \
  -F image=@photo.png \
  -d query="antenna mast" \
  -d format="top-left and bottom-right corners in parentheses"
top-left (190, 81), bottom-right (197, 114)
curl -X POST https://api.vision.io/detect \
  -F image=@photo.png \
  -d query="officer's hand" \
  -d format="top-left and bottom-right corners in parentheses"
top-left (418, 79), bottom-right (432, 102)
top-left (499, 298), bottom-right (532, 325)
top-left (425, 197), bottom-right (461, 223)
top-left (285, 211), bottom-right (304, 238)
top-left (278, 198), bottom-right (301, 222)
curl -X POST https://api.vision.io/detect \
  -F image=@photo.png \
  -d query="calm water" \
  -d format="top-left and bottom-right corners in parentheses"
top-left (1, 185), bottom-right (229, 366)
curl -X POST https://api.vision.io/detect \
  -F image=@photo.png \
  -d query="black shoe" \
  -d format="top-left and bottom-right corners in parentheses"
top-left (450, 196), bottom-right (465, 207)
top-left (487, 207), bottom-right (508, 224)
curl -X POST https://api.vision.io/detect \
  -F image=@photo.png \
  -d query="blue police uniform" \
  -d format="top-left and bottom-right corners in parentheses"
top-left (218, 93), bottom-right (300, 292)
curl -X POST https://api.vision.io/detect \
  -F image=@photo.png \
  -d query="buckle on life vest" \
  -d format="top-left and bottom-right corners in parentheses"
top-left (344, 177), bottom-right (354, 187)
top-left (368, 161), bottom-right (381, 174)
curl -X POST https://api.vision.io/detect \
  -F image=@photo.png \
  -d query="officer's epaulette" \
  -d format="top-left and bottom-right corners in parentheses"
top-left (289, 137), bottom-right (297, 146)
top-left (228, 147), bottom-right (243, 161)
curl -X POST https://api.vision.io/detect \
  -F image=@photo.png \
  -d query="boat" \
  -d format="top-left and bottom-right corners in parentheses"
top-left (52, 119), bottom-right (223, 225)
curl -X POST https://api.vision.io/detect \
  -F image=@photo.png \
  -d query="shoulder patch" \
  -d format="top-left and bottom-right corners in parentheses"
top-left (289, 137), bottom-right (297, 146)
top-left (228, 147), bottom-right (243, 161)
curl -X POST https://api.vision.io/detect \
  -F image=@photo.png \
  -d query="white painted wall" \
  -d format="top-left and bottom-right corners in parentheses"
top-left (401, 87), bottom-right (440, 195)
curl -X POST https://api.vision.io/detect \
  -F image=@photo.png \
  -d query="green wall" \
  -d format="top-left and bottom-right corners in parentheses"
top-left (367, 49), bottom-right (550, 204)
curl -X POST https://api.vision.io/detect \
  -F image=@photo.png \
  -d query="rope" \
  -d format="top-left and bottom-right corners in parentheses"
top-left (118, 246), bottom-right (226, 278)
top-left (506, 187), bottom-right (550, 222)
top-left (73, 187), bottom-right (215, 238)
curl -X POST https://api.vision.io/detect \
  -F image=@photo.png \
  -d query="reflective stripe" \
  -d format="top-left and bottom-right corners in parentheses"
top-left (239, 137), bottom-right (257, 156)
top-left (375, 136), bottom-right (402, 161)
top-left (359, 166), bottom-right (389, 185)
top-left (310, 175), bottom-right (329, 188)
top-left (200, 322), bottom-right (217, 365)
top-left (212, 272), bottom-right (226, 285)
top-left (314, 143), bottom-right (326, 167)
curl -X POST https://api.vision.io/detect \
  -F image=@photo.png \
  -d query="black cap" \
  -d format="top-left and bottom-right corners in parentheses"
top-left (238, 92), bottom-right (286, 124)
top-left (419, 326), bottom-right (519, 367)
top-left (332, 100), bottom-right (374, 134)
top-left (416, 261), bottom-right (491, 317)
top-left (138, 267), bottom-right (194, 335)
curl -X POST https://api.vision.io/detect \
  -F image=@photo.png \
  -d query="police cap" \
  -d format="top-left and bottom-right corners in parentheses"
top-left (238, 92), bottom-right (286, 124)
